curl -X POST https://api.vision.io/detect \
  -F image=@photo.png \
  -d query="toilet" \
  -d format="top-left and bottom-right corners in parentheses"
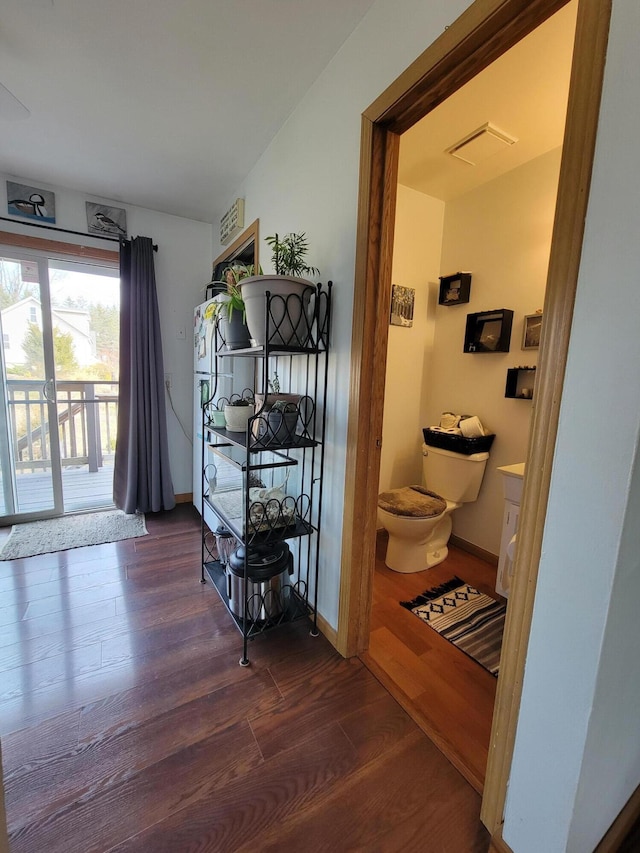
top-left (377, 442), bottom-right (489, 573)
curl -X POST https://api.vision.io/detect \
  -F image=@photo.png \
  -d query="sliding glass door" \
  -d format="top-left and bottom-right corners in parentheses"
top-left (0, 252), bottom-right (62, 521)
top-left (0, 247), bottom-right (120, 522)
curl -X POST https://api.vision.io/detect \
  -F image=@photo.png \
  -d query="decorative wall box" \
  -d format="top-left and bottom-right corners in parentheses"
top-left (464, 308), bottom-right (513, 353)
top-left (439, 271), bottom-right (472, 306)
top-left (505, 366), bottom-right (536, 399)
top-left (220, 198), bottom-right (245, 245)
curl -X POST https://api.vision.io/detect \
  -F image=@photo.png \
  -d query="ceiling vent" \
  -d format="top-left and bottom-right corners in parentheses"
top-left (446, 122), bottom-right (518, 165)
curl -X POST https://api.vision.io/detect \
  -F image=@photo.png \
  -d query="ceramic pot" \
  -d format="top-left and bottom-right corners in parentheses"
top-left (252, 393), bottom-right (301, 438)
top-left (255, 409), bottom-right (299, 446)
top-left (223, 403), bottom-right (253, 432)
top-left (238, 275), bottom-right (315, 347)
top-left (218, 304), bottom-right (252, 351)
top-left (210, 410), bottom-right (226, 428)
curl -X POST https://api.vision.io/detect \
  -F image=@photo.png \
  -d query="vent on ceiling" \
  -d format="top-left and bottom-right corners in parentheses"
top-left (446, 122), bottom-right (517, 166)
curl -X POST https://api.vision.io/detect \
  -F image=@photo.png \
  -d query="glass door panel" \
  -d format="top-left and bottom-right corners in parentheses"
top-left (0, 253), bottom-right (62, 521)
top-left (47, 259), bottom-right (120, 512)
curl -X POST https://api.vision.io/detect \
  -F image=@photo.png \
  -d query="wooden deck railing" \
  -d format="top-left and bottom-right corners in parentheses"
top-left (7, 380), bottom-right (119, 473)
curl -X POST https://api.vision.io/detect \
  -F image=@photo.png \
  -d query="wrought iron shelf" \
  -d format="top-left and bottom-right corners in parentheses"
top-left (206, 441), bottom-right (299, 470)
top-left (217, 343), bottom-right (325, 358)
top-left (207, 427), bottom-right (317, 455)
top-left (204, 560), bottom-right (313, 637)
top-left (199, 282), bottom-right (331, 666)
top-left (203, 493), bottom-right (314, 545)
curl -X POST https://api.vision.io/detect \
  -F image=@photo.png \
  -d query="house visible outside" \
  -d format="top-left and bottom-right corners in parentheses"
top-left (1, 296), bottom-right (96, 371)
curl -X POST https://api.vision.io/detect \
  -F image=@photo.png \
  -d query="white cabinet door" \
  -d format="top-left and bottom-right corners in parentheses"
top-left (496, 501), bottom-right (520, 598)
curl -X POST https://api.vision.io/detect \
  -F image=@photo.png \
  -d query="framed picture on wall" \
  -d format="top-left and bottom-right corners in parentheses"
top-left (86, 202), bottom-right (128, 237)
top-left (522, 313), bottom-right (543, 350)
top-left (390, 284), bottom-right (415, 327)
top-left (7, 181), bottom-right (56, 223)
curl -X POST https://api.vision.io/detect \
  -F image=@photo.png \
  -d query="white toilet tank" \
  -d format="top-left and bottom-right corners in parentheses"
top-left (422, 443), bottom-right (489, 503)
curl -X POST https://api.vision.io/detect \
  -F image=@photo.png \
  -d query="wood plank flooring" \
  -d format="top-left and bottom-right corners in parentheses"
top-left (363, 532), bottom-right (501, 793)
top-left (0, 504), bottom-right (490, 852)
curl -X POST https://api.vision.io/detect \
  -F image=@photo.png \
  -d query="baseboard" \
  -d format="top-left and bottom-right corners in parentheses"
top-left (316, 611), bottom-right (338, 648)
top-left (174, 493), bottom-right (192, 504)
top-left (489, 828), bottom-right (513, 853)
top-left (594, 782), bottom-right (640, 853)
top-left (450, 535), bottom-right (498, 566)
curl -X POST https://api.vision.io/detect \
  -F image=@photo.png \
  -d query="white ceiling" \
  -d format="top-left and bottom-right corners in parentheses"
top-left (399, 1), bottom-right (577, 201)
top-left (0, 0), bottom-right (378, 223)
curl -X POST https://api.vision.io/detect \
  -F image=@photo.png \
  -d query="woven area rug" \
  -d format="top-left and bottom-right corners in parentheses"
top-left (401, 576), bottom-right (506, 677)
top-left (0, 510), bottom-right (147, 560)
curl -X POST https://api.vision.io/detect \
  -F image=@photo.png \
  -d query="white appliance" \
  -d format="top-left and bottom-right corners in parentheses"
top-left (192, 296), bottom-right (252, 526)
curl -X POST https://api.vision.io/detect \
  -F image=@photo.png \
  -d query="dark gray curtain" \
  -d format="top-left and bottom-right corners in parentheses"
top-left (114, 236), bottom-right (176, 514)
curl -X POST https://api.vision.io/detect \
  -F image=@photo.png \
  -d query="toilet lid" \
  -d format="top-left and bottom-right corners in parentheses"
top-left (378, 485), bottom-right (446, 518)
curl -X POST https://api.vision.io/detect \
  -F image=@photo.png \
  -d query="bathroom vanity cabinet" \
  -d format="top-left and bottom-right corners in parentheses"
top-left (496, 463), bottom-right (525, 598)
top-left (200, 283), bottom-right (331, 665)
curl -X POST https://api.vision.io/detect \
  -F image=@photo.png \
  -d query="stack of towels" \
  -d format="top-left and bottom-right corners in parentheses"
top-left (429, 411), bottom-right (489, 438)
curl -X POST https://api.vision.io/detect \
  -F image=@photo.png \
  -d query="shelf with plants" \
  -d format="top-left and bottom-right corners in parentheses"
top-left (199, 235), bottom-right (331, 665)
top-left (207, 400), bottom-right (319, 453)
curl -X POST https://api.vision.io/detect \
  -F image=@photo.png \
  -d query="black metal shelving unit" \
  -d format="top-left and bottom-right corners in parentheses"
top-left (200, 282), bottom-right (331, 665)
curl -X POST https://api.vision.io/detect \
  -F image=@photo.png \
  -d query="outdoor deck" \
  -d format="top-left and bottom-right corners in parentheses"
top-left (1, 464), bottom-right (115, 516)
top-left (2, 379), bottom-right (117, 518)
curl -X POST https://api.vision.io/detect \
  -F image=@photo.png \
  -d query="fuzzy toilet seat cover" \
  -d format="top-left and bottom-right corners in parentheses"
top-left (378, 485), bottom-right (446, 518)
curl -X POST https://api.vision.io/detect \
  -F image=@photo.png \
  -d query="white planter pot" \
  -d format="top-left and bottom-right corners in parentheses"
top-left (238, 275), bottom-right (315, 347)
top-left (223, 404), bottom-right (253, 433)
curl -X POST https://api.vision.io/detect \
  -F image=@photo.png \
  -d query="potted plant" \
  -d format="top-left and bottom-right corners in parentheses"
top-left (256, 400), bottom-right (300, 446)
top-left (253, 373), bottom-right (302, 439)
top-left (238, 233), bottom-right (320, 346)
top-left (223, 395), bottom-right (254, 432)
top-left (207, 265), bottom-right (255, 350)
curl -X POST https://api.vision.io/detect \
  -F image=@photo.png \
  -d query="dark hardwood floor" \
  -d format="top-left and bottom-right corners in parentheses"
top-left (0, 505), bottom-right (490, 852)
top-left (363, 532), bottom-right (500, 793)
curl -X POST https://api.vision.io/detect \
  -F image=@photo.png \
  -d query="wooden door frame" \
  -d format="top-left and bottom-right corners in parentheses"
top-left (337, 0), bottom-right (611, 839)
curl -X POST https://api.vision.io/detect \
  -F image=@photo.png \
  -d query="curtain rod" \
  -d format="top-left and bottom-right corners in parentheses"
top-left (0, 215), bottom-right (158, 251)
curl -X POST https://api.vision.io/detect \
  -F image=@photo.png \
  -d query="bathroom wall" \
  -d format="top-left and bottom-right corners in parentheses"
top-left (428, 147), bottom-right (562, 556)
top-left (379, 185), bottom-right (445, 492)
top-left (381, 148), bottom-right (561, 556)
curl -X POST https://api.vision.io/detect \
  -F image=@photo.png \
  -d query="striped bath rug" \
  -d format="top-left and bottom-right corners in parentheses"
top-left (400, 576), bottom-right (506, 676)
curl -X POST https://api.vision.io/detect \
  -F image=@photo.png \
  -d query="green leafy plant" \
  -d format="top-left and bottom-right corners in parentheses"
top-left (226, 397), bottom-right (252, 407)
top-left (207, 264), bottom-right (258, 323)
top-left (223, 263), bottom-right (258, 286)
top-left (265, 233), bottom-right (319, 278)
top-left (271, 400), bottom-right (298, 413)
top-left (268, 372), bottom-right (280, 394)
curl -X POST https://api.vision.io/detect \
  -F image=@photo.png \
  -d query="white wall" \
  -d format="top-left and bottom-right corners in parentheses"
top-left (503, 1), bottom-right (640, 850)
top-left (214, 0), bottom-right (471, 628)
top-left (0, 174), bottom-right (212, 497)
top-left (432, 148), bottom-right (561, 555)
top-left (379, 185), bottom-right (444, 492)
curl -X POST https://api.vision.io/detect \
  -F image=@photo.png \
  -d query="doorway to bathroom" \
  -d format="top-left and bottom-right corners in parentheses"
top-left (364, 1), bottom-right (577, 794)
top-left (338, 0), bottom-right (610, 837)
